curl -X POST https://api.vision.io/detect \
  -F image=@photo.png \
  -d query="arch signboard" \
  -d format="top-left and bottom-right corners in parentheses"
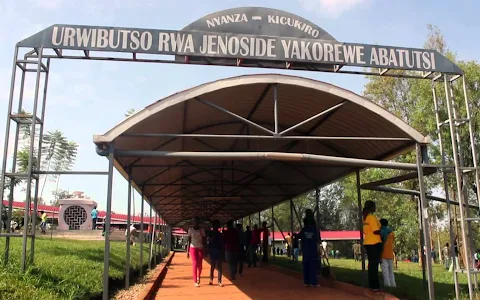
top-left (16, 7), bottom-right (462, 76)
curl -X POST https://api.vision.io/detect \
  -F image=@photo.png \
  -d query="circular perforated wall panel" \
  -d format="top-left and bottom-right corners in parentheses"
top-left (63, 205), bottom-right (87, 230)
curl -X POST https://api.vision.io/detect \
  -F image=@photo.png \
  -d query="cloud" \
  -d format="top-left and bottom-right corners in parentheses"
top-left (297, 0), bottom-right (370, 17)
top-left (34, 0), bottom-right (63, 10)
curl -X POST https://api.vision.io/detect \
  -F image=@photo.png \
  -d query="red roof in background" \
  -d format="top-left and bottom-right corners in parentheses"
top-left (2, 200), bottom-right (162, 224)
top-left (173, 228), bottom-right (187, 235)
top-left (272, 231), bottom-right (360, 241)
top-left (170, 228), bottom-right (360, 240)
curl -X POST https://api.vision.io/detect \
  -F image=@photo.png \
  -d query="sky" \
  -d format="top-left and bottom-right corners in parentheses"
top-left (0, 0), bottom-right (478, 215)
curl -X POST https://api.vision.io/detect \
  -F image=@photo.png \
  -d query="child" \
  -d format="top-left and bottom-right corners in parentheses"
top-left (380, 219), bottom-right (396, 288)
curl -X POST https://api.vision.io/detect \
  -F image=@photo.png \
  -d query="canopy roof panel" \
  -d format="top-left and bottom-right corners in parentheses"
top-left (94, 74), bottom-right (429, 227)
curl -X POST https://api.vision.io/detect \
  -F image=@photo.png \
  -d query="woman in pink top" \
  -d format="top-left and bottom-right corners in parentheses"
top-left (187, 217), bottom-right (206, 287)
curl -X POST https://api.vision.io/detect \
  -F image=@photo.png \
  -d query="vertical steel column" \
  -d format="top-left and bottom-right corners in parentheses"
top-left (148, 204), bottom-right (154, 269)
top-left (125, 172), bottom-right (132, 288)
top-left (273, 84), bottom-right (279, 134)
top-left (462, 76), bottom-right (480, 291)
top-left (154, 212), bottom-right (158, 265)
top-left (462, 76), bottom-right (480, 212)
top-left (271, 206), bottom-right (275, 260)
top-left (140, 188), bottom-right (144, 277)
top-left (30, 57), bottom-right (50, 264)
top-left (445, 76), bottom-right (474, 299)
top-left (4, 53), bottom-right (24, 262)
top-left (102, 144), bottom-right (115, 300)
top-left (315, 188), bottom-right (322, 269)
top-left (0, 47), bottom-right (19, 235)
top-left (416, 144), bottom-right (435, 300)
top-left (315, 188), bottom-right (321, 228)
top-left (356, 170), bottom-right (366, 280)
top-left (417, 196), bottom-right (427, 297)
top-left (290, 199), bottom-right (294, 261)
top-left (21, 48), bottom-right (44, 272)
top-left (432, 82), bottom-right (460, 298)
top-left (449, 80), bottom-right (476, 278)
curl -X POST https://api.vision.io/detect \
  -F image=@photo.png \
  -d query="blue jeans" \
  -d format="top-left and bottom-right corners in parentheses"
top-left (302, 255), bottom-right (318, 286)
top-left (293, 248), bottom-right (299, 261)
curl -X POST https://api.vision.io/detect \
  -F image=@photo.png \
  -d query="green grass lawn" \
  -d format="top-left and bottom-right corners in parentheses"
top-left (271, 256), bottom-right (472, 300)
top-left (0, 237), bottom-right (164, 300)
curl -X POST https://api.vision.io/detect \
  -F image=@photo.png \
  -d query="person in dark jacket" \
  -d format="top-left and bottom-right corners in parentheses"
top-left (300, 214), bottom-right (320, 287)
top-left (208, 220), bottom-right (223, 286)
top-left (224, 220), bottom-right (240, 280)
top-left (236, 223), bottom-right (247, 276)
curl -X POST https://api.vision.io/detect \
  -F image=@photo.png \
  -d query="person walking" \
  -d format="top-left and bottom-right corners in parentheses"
top-left (300, 214), bottom-right (320, 287)
top-left (187, 217), bottom-right (206, 287)
top-left (261, 221), bottom-right (270, 263)
top-left (248, 224), bottom-right (260, 267)
top-left (223, 220), bottom-right (240, 280)
top-left (363, 200), bottom-right (382, 292)
top-left (285, 233), bottom-right (292, 258)
top-left (236, 223), bottom-right (247, 276)
top-left (442, 243), bottom-right (451, 270)
top-left (208, 220), bottom-right (223, 287)
top-left (380, 219), bottom-right (396, 288)
top-left (292, 232), bottom-right (300, 262)
top-left (40, 211), bottom-right (47, 234)
top-left (91, 206), bottom-right (98, 230)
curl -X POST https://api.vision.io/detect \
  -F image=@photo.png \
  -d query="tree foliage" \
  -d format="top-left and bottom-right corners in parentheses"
top-left (255, 25), bottom-right (480, 259)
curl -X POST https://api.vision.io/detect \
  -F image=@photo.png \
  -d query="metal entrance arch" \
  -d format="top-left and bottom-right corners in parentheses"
top-left (0, 6), bottom-right (478, 300)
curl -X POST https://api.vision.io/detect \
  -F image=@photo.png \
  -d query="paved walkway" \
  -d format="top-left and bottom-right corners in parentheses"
top-left (155, 253), bottom-right (369, 300)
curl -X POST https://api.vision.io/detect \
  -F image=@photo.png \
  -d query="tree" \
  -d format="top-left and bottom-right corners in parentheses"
top-left (125, 108), bottom-right (136, 118)
top-left (40, 131), bottom-right (78, 198)
top-left (51, 189), bottom-right (74, 206)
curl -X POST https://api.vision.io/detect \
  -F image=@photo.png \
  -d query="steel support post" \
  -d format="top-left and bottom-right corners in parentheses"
top-left (445, 76), bottom-right (474, 299)
top-left (449, 80), bottom-right (476, 280)
top-left (21, 48), bottom-right (44, 272)
top-left (4, 54), bottom-right (25, 263)
top-left (0, 47), bottom-right (19, 236)
top-left (416, 144), bottom-right (435, 300)
top-left (154, 212), bottom-right (158, 265)
top-left (125, 172), bottom-right (132, 288)
top-left (140, 188), bottom-right (144, 277)
top-left (315, 188), bottom-right (323, 268)
top-left (290, 199), bottom-right (294, 261)
top-left (30, 57), bottom-right (50, 264)
top-left (102, 144), bottom-right (115, 300)
top-left (417, 197), bottom-right (427, 297)
top-left (273, 84), bottom-right (278, 134)
top-left (148, 204), bottom-right (154, 269)
top-left (315, 188), bottom-right (321, 228)
top-left (462, 76), bottom-right (480, 291)
top-left (432, 82), bottom-right (460, 298)
top-left (271, 206), bottom-right (275, 260)
top-left (462, 75), bottom-right (480, 212)
top-left (356, 170), bottom-right (366, 281)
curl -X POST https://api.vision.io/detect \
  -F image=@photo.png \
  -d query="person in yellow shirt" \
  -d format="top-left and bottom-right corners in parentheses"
top-left (380, 219), bottom-right (396, 288)
top-left (40, 211), bottom-right (47, 234)
top-left (362, 200), bottom-right (382, 292)
top-left (285, 233), bottom-right (293, 258)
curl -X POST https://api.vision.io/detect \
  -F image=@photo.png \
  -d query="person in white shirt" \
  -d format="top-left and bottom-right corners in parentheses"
top-left (187, 217), bottom-right (206, 287)
top-left (125, 224), bottom-right (137, 246)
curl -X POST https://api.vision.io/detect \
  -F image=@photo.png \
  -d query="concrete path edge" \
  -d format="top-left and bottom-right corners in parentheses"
top-left (137, 251), bottom-right (175, 300)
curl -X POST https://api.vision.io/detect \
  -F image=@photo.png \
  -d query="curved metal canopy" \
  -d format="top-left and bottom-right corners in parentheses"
top-left (94, 74), bottom-right (429, 227)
